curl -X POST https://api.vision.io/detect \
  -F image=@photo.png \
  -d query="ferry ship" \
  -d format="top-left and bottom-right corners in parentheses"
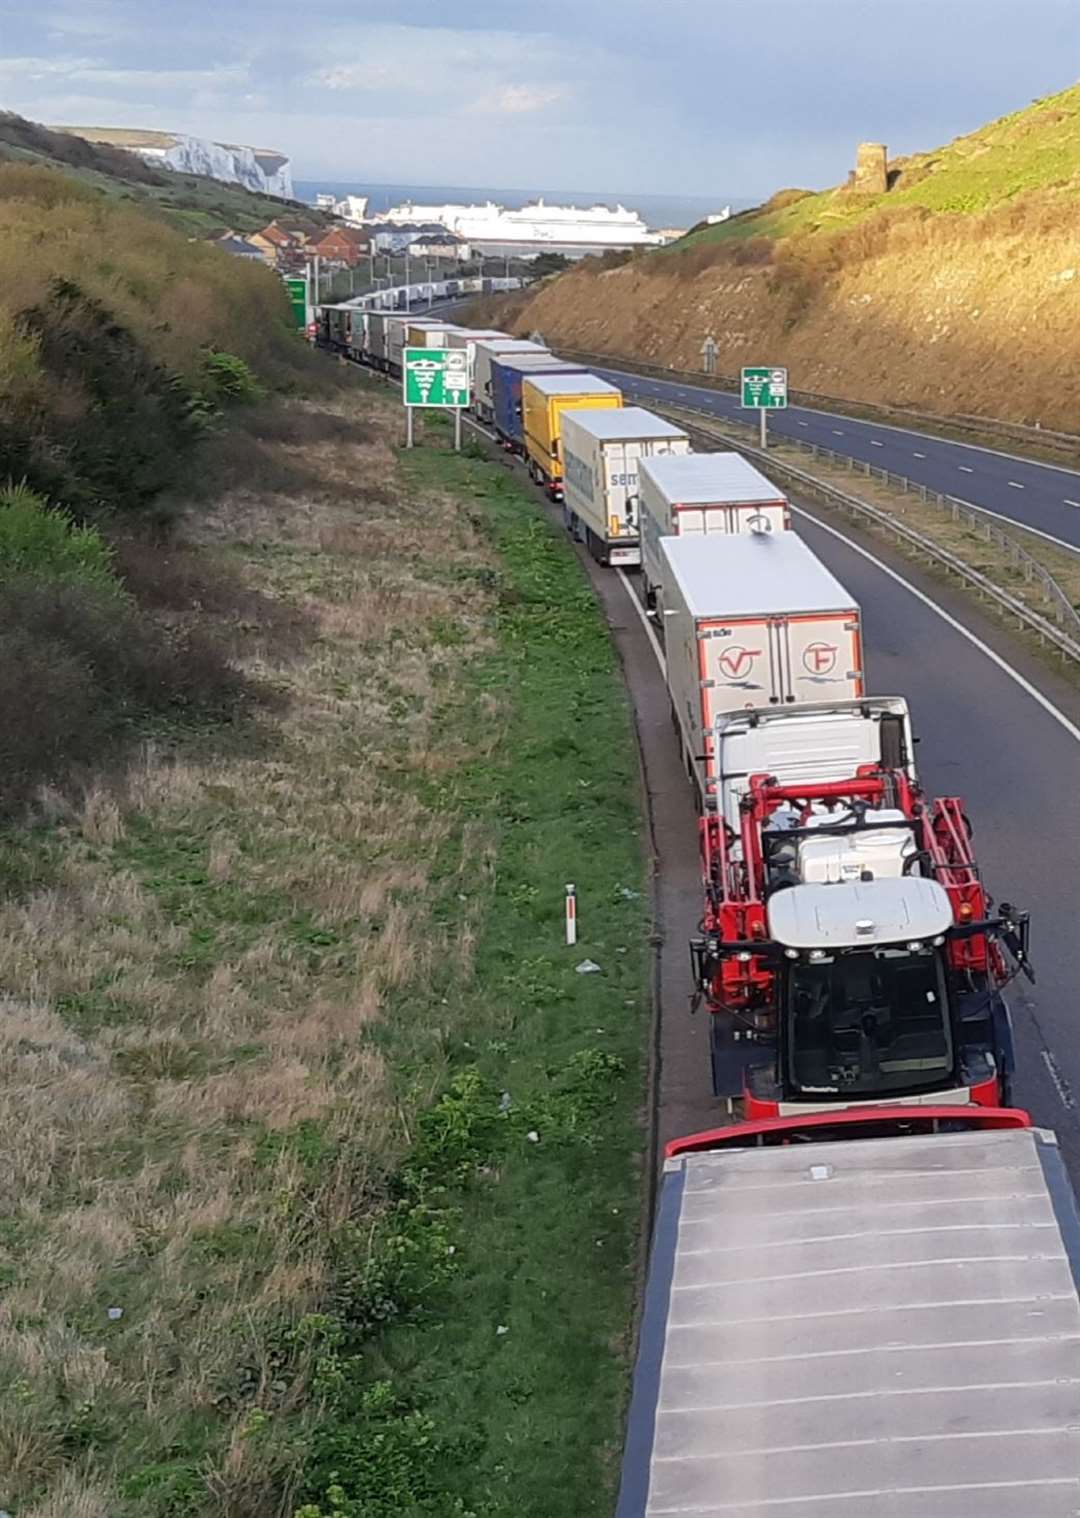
top-left (372, 198), bottom-right (667, 252)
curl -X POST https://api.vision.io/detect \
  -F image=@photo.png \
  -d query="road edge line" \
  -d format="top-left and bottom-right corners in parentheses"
top-left (792, 505), bottom-right (1080, 744)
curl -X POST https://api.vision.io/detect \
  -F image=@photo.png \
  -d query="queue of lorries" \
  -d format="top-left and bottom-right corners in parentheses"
top-left (318, 294), bottom-right (1080, 1517)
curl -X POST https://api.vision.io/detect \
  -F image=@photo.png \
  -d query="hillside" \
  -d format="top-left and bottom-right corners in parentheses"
top-left (476, 84), bottom-right (1080, 430)
top-left (0, 113), bottom-right (324, 235)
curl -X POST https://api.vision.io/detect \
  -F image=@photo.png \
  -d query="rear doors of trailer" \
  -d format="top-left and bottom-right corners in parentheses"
top-left (659, 532), bottom-right (863, 791)
top-left (640, 452), bottom-right (791, 608)
top-left (561, 408), bottom-right (689, 567)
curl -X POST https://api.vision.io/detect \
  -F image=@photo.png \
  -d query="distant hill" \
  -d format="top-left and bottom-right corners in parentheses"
top-left (483, 84), bottom-right (1080, 429)
top-left (0, 112), bottom-right (321, 236)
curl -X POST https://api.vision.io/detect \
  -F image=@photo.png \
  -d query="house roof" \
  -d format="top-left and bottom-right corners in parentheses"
top-left (216, 236), bottom-right (264, 258)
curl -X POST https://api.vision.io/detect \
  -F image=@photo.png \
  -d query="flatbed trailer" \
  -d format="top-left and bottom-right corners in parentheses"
top-left (618, 1107), bottom-right (1080, 1518)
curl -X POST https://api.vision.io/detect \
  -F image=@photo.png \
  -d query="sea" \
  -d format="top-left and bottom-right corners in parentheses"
top-left (294, 180), bottom-right (754, 233)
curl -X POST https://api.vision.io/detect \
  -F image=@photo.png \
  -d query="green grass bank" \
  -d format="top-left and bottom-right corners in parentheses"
top-left (0, 394), bottom-right (651, 1518)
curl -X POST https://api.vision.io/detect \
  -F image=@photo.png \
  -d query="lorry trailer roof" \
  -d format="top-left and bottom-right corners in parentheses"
top-left (558, 407), bottom-right (687, 440)
top-left (523, 374), bottom-right (622, 397)
top-left (617, 1122), bottom-right (1080, 1518)
top-left (660, 530), bottom-right (857, 618)
top-left (491, 354), bottom-right (577, 373)
top-left (641, 450), bottom-right (787, 504)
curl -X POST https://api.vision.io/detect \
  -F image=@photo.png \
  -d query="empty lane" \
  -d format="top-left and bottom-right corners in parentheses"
top-left (594, 366), bottom-right (1080, 554)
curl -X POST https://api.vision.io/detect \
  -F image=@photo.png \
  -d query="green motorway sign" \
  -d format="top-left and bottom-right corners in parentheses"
top-left (285, 276), bottom-right (307, 330)
top-left (403, 347), bottom-right (470, 408)
top-left (741, 366), bottom-right (788, 409)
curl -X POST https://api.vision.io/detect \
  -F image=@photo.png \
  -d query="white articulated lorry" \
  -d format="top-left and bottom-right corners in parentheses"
top-left (472, 338), bottom-right (547, 422)
top-left (658, 531), bottom-right (863, 792)
top-left (618, 1106), bottom-right (1080, 1518)
top-left (560, 408), bottom-right (690, 567)
top-left (640, 452), bottom-right (790, 611)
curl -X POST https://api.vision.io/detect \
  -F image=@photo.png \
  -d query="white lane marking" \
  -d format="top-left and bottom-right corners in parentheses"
top-left (1067, 500), bottom-right (1080, 509)
top-left (913, 451), bottom-right (927, 458)
top-left (832, 429), bottom-right (844, 436)
top-left (791, 507), bottom-right (1080, 745)
top-left (797, 420), bottom-right (809, 427)
top-left (616, 570), bottom-right (666, 673)
top-left (1042, 1050), bottom-right (1076, 1111)
top-left (1009, 480), bottom-right (1025, 489)
top-left (870, 440), bottom-right (884, 447)
top-left (958, 465), bottom-right (975, 473)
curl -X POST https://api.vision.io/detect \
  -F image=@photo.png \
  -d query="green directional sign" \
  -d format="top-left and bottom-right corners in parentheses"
top-left (742, 366), bottom-right (788, 409)
top-left (284, 275), bottom-right (307, 330)
top-left (403, 347), bottom-right (470, 408)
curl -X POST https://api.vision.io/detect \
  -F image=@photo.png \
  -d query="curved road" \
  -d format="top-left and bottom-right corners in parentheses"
top-left (593, 366), bottom-right (1080, 555)
top-left (537, 457), bottom-right (1080, 1181)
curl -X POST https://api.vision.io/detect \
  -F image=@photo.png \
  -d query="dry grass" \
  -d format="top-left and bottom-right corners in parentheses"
top-left (0, 385), bottom-right (504, 1511)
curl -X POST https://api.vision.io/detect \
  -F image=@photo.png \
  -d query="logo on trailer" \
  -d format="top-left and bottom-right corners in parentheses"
top-left (718, 645), bottom-right (762, 680)
top-left (746, 512), bottom-right (773, 535)
top-left (802, 642), bottom-right (838, 675)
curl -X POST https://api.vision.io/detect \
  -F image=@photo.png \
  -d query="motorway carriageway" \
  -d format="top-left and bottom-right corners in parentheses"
top-left (592, 366), bottom-right (1080, 556)
top-left (461, 413), bottom-right (1080, 1188)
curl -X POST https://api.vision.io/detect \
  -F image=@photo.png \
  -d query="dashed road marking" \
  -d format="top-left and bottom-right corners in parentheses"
top-left (832, 429), bottom-right (844, 436)
top-left (1066, 499), bottom-right (1080, 509)
top-left (1043, 1050), bottom-right (1076, 1111)
top-left (958, 465), bottom-right (974, 473)
top-left (1008, 480), bottom-right (1025, 489)
top-left (913, 452), bottom-right (927, 459)
top-left (870, 440), bottom-right (884, 448)
top-left (797, 421), bottom-right (809, 427)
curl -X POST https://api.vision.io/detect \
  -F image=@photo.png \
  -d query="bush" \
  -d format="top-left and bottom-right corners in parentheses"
top-left (0, 624), bottom-right (110, 787)
top-left (0, 576), bottom-right (248, 814)
top-left (0, 482), bottom-right (120, 593)
top-left (17, 278), bottom-right (204, 514)
top-left (200, 350), bottom-right (265, 407)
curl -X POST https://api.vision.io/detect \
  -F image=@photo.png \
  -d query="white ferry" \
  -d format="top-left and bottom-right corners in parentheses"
top-left (372, 198), bottom-right (667, 252)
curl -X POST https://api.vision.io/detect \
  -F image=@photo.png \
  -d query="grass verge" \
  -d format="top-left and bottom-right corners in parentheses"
top-left (0, 384), bottom-right (649, 1517)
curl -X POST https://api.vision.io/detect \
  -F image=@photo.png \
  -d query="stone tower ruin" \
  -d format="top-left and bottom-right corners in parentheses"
top-left (852, 142), bottom-right (888, 195)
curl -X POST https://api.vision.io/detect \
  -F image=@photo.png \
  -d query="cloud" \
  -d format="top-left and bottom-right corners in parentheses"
top-left (307, 22), bottom-right (586, 117)
top-left (482, 84), bottom-right (567, 115)
top-left (0, 55), bottom-right (99, 82)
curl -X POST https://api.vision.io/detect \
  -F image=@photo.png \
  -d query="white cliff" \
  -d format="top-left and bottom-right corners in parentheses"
top-left (56, 127), bottom-right (293, 197)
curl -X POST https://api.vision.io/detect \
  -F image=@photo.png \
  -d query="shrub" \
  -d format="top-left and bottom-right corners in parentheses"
top-left (17, 278), bottom-right (204, 514)
top-left (0, 577), bottom-right (248, 814)
top-left (0, 482), bottom-right (120, 593)
top-left (200, 350), bottom-right (265, 407)
top-left (0, 623), bottom-right (110, 790)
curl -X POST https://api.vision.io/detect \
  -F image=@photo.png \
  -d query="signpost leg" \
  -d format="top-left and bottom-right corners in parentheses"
top-left (406, 408), bottom-right (414, 450)
top-left (453, 408), bottom-right (462, 453)
top-left (760, 409), bottom-right (767, 450)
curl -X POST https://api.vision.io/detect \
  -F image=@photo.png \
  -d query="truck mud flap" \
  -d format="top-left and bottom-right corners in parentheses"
top-left (709, 1016), bottom-right (756, 1102)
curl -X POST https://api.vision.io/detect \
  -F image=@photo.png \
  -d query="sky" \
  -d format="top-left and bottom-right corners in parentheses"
top-left (0, 0), bottom-right (1077, 197)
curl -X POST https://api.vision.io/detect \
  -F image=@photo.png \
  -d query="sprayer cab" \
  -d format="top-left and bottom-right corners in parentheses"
top-left (691, 760), bottom-right (1031, 1118)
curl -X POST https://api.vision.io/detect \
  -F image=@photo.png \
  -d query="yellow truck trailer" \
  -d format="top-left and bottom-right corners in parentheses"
top-left (521, 374), bottom-right (622, 499)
